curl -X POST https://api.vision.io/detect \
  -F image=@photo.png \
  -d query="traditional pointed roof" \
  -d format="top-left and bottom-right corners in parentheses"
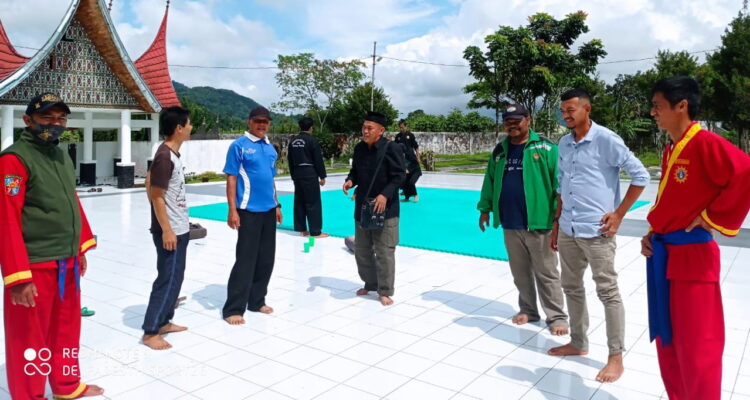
top-left (0, 20), bottom-right (29, 82)
top-left (0, 0), bottom-right (161, 112)
top-left (135, 2), bottom-right (181, 108)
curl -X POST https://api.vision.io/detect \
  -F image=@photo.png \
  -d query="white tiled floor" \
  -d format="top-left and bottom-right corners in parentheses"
top-left (0, 175), bottom-right (748, 399)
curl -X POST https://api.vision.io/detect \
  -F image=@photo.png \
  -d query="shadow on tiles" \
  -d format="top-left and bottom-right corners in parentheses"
top-left (122, 304), bottom-right (147, 329)
top-left (193, 284), bottom-right (227, 311)
top-left (421, 291), bottom-right (606, 371)
top-left (422, 290), bottom-right (517, 317)
top-left (497, 365), bottom-right (610, 399)
top-left (307, 276), bottom-right (360, 300)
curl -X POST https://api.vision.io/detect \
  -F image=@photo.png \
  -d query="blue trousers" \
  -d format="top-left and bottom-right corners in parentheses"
top-left (142, 232), bottom-right (189, 334)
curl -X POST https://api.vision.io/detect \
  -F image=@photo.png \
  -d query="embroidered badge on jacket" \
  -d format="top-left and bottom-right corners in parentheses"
top-left (4, 175), bottom-right (22, 196)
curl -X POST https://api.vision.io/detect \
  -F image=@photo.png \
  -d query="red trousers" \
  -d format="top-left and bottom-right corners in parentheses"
top-left (4, 266), bottom-right (87, 400)
top-left (656, 280), bottom-right (724, 400)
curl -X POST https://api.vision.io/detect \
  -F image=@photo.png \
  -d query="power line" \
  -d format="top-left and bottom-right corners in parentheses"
top-left (2, 40), bottom-right (720, 70)
top-left (169, 64), bottom-right (277, 70)
top-left (599, 48), bottom-right (718, 64)
top-left (378, 55), bottom-right (468, 68)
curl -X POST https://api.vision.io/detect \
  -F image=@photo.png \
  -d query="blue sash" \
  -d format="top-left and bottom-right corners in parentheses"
top-left (56, 258), bottom-right (80, 300)
top-left (647, 228), bottom-right (712, 345)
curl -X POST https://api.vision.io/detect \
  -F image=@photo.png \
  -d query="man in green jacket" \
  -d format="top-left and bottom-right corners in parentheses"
top-left (478, 104), bottom-right (568, 335)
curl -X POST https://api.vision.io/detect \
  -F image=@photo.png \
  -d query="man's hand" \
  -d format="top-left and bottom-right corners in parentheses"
top-left (550, 223), bottom-right (560, 252)
top-left (599, 211), bottom-right (624, 237)
top-left (276, 207), bottom-right (283, 224)
top-left (162, 230), bottom-right (177, 251)
top-left (479, 213), bottom-right (490, 232)
top-left (374, 194), bottom-right (388, 213)
top-left (686, 214), bottom-right (714, 235)
top-left (10, 282), bottom-right (37, 307)
top-left (343, 180), bottom-right (354, 195)
top-left (641, 231), bottom-right (655, 257)
top-left (319, 178), bottom-right (326, 187)
top-left (228, 209), bottom-right (240, 230)
top-left (80, 254), bottom-right (88, 277)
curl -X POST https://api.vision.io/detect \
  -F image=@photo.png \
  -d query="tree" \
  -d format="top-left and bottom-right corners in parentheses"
top-left (273, 53), bottom-right (366, 133)
top-left (463, 11), bottom-right (606, 135)
top-left (705, 6), bottom-right (750, 153)
top-left (327, 82), bottom-right (399, 135)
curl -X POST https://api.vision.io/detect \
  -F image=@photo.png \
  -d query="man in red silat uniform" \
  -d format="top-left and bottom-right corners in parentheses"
top-left (642, 77), bottom-right (750, 400)
top-left (0, 93), bottom-right (104, 399)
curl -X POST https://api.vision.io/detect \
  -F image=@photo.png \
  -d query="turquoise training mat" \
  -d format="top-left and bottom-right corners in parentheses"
top-left (189, 187), bottom-right (650, 261)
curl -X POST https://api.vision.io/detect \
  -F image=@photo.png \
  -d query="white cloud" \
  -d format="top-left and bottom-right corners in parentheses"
top-left (1, 0), bottom-right (742, 116)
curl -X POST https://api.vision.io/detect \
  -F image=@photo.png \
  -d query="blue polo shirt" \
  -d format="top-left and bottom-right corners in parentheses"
top-left (223, 132), bottom-right (278, 212)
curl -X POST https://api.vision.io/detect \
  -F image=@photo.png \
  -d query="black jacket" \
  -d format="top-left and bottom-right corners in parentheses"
top-left (394, 131), bottom-right (419, 152)
top-left (287, 132), bottom-right (327, 179)
top-left (346, 137), bottom-right (406, 221)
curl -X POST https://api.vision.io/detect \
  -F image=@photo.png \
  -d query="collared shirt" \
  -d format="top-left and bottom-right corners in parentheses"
top-left (346, 137), bottom-right (406, 221)
top-left (223, 131), bottom-right (278, 212)
top-left (557, 121), bottom-right (649, 238)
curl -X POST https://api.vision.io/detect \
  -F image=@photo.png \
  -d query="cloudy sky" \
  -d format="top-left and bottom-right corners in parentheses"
top-left (2, 0), bottom-right (742, 116)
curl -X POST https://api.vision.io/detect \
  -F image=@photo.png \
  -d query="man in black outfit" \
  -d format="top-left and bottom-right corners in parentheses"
top-left (343, 111), bottom-right (406, 306)
top-left (288, 117), bottom-right (328, 238)
top-left (394, 120), bottom-right (420, 201)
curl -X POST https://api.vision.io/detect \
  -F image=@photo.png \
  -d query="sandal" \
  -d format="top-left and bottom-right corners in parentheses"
top-left (81, 307), bottom-right (95, 317)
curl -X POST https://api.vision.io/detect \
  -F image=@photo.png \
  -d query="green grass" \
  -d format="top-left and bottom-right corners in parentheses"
top-left (637, 151), bottom-right (662, 168)
top-left (454, 168), bottom-right (487, 174)
top-left (434, 152), bottom-right (490, 169)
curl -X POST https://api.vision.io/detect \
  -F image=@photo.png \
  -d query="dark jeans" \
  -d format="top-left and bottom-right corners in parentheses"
top-left (142, 232), bottom-right (189, 334)
top-left (293, 176), bottom-right (323, 235)
top-left (222, 208), bottom-right (276, 318)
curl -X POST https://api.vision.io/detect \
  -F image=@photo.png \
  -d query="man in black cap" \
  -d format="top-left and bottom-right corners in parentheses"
top-left (222, 106), bottom-right (283, 325)
top-left (0, 93), bottom-right (104, 398)
top-left (287, 117), bottom-right (328, 238)
top-left (343, 111), bottom-right (405, 306)
top-left (477, 104), bottom-right (568, 336)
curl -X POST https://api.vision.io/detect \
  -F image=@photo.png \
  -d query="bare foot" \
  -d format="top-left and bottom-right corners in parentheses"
top-left (81, 384), bottom-right (105, 397)
top-left (142, 334), bottom-right (172, 350)
top-left (259, 305), bottom-right (274, 314)
top-left (547, 343), bottom-right (588, 356)
top-left (301, 231), bottom-right (309, 237)
top-left (380, 296), bottom-right (394, 306)
top-left (314, 233), bottom-right (330, 238)
top-left (413, 195), bottom-right (419, 203)
top-left (550, 324), bottom-right (569, 336)
top-left (512, 313), bottom-right (530, 325)
top-left (356, 288), bottom-right (370, 296)
top-left (225, 315), bottom-right (245, 325)
top-left (54, 384), bottom-right (106, 398)
top-left (159, 323), bottom-right (187, 334)
top-left (596, 353), bottom-right (624, 383)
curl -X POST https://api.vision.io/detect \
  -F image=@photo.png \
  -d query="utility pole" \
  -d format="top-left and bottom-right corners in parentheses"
top-left (370, 41), bottom-right (377, 111)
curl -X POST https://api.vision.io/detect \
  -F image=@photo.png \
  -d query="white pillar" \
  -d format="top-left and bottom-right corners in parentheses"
top-left (149, 113), bottom-right (160, 158)
top-left (1, 105), bottom-right (14, 150)
top-left (119, 109), bottom-right (132, 164)
top-left (83, 111), bottom-right (93, 162)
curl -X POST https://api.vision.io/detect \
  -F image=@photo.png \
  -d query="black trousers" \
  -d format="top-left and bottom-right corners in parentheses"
top-left (293, 176), bottom-right (323, 236)
top-left (222, 208), bottom-right (276, 318)
top-left (402, 170), bottom-right (421, 198)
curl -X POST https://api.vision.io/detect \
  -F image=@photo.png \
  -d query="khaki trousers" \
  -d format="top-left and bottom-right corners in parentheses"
top-left (503, 229), bottom-right (568, 327)
top-left (558, 230), bottom-right (625, 355)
